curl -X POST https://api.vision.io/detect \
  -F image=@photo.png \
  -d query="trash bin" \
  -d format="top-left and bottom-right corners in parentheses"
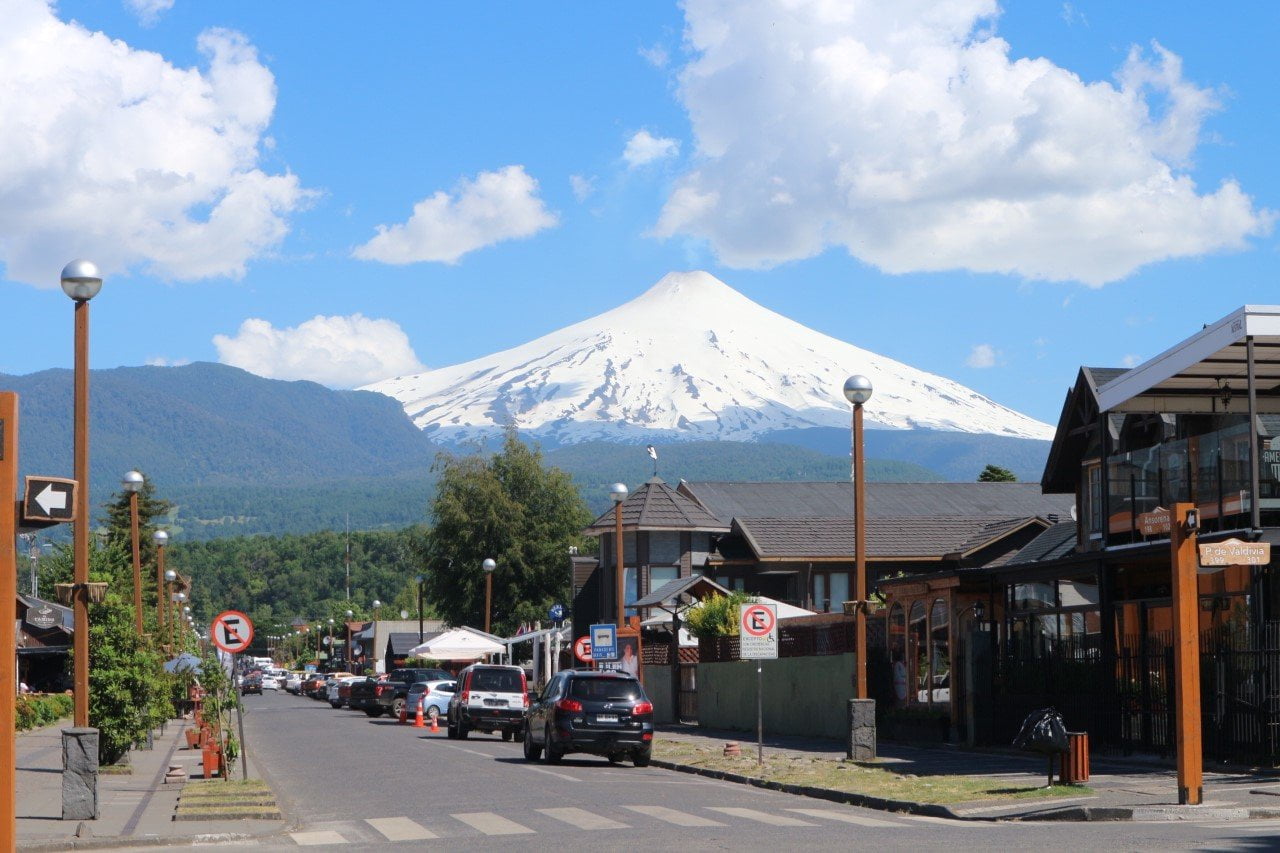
top-left (1060, 731), bottom-right (1090, 783)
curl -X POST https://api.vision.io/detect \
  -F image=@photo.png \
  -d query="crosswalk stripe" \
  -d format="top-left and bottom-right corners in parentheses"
top-left (707, 806), bottom-right (817, 827)
top-left (452, 811), bottom-right (535, 835)
top-left (624, 805), bottom-right (726, 827)
top-left (291, 830), bottom-right (348, 846)
top-left (786, 807), bottom-right (904, 827)
top-left (538, 807), bottom-right (629, 830)
top-left (366, 816), bottom-right (436, 841)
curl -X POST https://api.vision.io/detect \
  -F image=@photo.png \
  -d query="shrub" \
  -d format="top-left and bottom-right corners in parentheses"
top-left (683, 592), bottom-right (756, 639)
top-left (15, 693), bottom-right (74, 731)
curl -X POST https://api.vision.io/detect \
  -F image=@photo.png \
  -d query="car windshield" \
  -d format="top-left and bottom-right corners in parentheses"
top-left (471, 670), bottom-right (523, 693)
top-left (569, 679), bottom-right (643, 702)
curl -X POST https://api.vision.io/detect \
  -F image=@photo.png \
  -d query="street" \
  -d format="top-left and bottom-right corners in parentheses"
top-left (235, 692), bottom-right (1280, 851)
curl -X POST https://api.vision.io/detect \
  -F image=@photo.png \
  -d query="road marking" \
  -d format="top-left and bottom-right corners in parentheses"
top-left (786, 808), bottom-right (904, 827)
top-left (707, 806), bottom-right (817, 827)
top-left (623, 805), bottom-right (726, 827)
top-left (366, 816), bottom-right (436, 841)
top-left (291, 830), bottom-right (348, 845)
top-left (538, 807), bottom-right (629, 830)
top-left (452, 812), bottom-right (535, 835)
top-left (522, 765), bottom-right (581, 782)
top-left (436, 743), bottom-right (493, 758)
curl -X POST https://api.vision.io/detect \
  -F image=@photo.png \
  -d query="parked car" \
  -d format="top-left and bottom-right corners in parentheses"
top-left (327, 675), bottom-right (362, 708)
top-left (285, 672), bottom-right (306, 694)
top-left (301, 674), bottom-right (328, 698)
top-left (522, 670), bottom-right (653, 766)
top-left (350, 668), bottom-right (452, 718)
top-left (240, 673), bottom-right (263, 696)
top-left (446, 664), bottom-right (528, 741)
top-left (406, 679), bottom-right (456, 721)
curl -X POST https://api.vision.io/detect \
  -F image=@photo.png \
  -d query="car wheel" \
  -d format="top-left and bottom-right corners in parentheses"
top-left (329, 701), bottom-right (341, 709)
top-left (632, 748), bottom-right (651, 767)
top-left (458, 720), bottom-right (469, 740)
top-left (392, 697), bottom-right (406, 718)
top-left (607, 752), bottom-right (623, 764)
top-left (427, 706), bottom-right (440, 721)
top-left (543, 726), bottom-right (563, 765)
top-left (501, 729), bottom-right (513, 742)
top-left (446, 716), bottom-right (459, 739)
top-left (513, 727), bottom-right (525, 743)
top-left (522, 726), bottom-right (542, 761)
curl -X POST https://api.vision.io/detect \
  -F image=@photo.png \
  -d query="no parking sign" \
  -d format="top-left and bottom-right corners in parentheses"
top-left (738, 603), bottom-right (778, 660)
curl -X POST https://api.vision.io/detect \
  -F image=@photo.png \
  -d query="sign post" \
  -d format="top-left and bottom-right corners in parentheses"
top-left (590, 623), bottom-right (617, 664)
top-left (1, 393), bottom-right (20, 850)
top-left (739, 602), bottom-right (778, 766)
top-left (211, 611), bottom-right (254, 782)
top-left (1169, 503), bottom-right (1203, 805)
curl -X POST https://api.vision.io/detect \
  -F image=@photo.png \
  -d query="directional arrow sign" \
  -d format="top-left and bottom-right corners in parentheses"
top-left (22, 476), bottom-right (77, 524)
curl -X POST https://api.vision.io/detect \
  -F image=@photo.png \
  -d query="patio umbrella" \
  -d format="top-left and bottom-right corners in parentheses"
top-left (163, 652), bottom-right (201, 673)
top-left (408, 628), bottom-right (504, 661)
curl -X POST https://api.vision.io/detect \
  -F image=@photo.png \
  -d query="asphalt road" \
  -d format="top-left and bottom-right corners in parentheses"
top-left (239, 691), bottom-right (1280, 851)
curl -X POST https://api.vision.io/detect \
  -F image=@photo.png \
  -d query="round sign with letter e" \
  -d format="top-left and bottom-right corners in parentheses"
top-left (738, 602), bottom-right (778, 660)
top-left (573, 636), bottom-right (592, 663)
top-left (211, 610), bottom-right (255, 655)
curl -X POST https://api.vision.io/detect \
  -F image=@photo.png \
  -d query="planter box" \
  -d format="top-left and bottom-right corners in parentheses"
top-left (201, 746), bottom-right (221, 779)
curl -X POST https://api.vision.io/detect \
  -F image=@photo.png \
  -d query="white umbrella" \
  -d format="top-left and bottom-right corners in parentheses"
top-left (408, 628), bottom-right (504, 661)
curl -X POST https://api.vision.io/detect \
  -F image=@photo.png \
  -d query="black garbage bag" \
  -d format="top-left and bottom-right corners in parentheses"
top-left (1012, 707), bottom-right (1068, 754)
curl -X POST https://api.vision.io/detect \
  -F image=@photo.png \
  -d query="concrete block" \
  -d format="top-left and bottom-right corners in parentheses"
top-left (847, 698), bottom-right (876, 761)
top-left (61, 727), bottom-right (100, 821)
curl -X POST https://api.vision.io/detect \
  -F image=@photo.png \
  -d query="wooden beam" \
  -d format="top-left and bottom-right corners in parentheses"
top-left (0, 392), bottom-right (18, 851)
top-left (1169, 502), bottom-right (1203, 805)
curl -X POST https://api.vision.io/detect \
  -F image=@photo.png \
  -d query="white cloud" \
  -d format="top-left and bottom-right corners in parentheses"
top-left (145, 356), bottom-right (190, 367)
top-left (0, 1), bottom-right (311, 287)
top-left (570, 174), bottom-right (596, 202)
top-left (125, 0), bottom-right (173, 26)
top-left (213, 314), bottom-right (426, 388)
top-left (352, 165), bottom-right (557, 265)
top-left (639, 43), bottom-right (670, 68)
top-left (655, 0), bottom-right (1273, 285)
top-left (623, 130), bottom-right (680, 168)
top-left (966, 344), bottom-right (998, 368)
top-left (1121, 353), bottom-right (1142, 368)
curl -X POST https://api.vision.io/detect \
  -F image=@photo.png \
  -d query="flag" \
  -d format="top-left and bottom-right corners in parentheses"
top-left (646, 445), bottom-right (657, 460)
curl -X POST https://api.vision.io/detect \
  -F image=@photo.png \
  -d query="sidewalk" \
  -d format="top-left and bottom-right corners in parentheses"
top-left (17, 717), bottom-right (286, 850)
top-left (656, 724), bottom-right (1280, 822)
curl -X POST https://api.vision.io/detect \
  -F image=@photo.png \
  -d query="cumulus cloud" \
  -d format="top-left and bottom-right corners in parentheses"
top-left (655, 0), bottom-right (1273, 285)
top-left (623, 130), bottom-right (680, 168)
top-left (0, 1), bottom-right (310, 287)
top-left (1121, 353), bottom-right (1142, 368)
top-left (352, 166), bottom-right (556, 265)
top-left (570, 174), bottom-right (596, 202)
top-left (213, 314), bottom-right (426, 388)
top-left (639, 43), bottom-right (670, 68)
top-left (125, 0), bottom-right (173, 26)
top-left (966, 344), bottom-right (998, 368)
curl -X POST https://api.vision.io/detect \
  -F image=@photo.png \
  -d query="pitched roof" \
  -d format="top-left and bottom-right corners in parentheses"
top-left (586, 477), bottom-right (729, 533)
top-left (633, 575), bottom-right (731, 609)
top-left (681, 482), bottom-right (1071, 523)
top-left (1004, 522), bottom-right (1079, 566)
top-left (725, 516), bottom-right (1044, 561)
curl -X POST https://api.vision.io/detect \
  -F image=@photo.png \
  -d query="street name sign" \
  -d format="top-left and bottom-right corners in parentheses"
top-left (1198, 538), bottom-right (1271, 568)
top-left (739, 602), bottom-right (778, 660)
top-left (573, 636), bottom-right (592, 662)
top-left (211, 610), bottom-right (254, 655)
top-left (1138, 508), bottom-right (1171, 537)
top-left (590, 623), bottom-right (617, 661)
top-left (21, 476), bottom-right (76, 524)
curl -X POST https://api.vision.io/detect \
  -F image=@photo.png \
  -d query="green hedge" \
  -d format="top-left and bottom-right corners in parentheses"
top-left (16, 693), bottom-right (74, 731)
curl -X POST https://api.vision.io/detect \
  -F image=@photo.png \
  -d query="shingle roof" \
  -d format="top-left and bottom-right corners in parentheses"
top-left (1005, 522), bottom-right (1079, 566)
top-left (388, 632), bottom-right (442, 655)
top-left (728, 516), bottom-right (1042, 560)
top-left (632, 575), bottom-right (731, 609)
top-left (681, 482), bottom-right (1072, 523)
top-left (586, 477), bottom-right (729, 533)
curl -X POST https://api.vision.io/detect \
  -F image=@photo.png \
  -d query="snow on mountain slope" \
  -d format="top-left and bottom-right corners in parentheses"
top-left (363, 271), bottom-right (1054, 443)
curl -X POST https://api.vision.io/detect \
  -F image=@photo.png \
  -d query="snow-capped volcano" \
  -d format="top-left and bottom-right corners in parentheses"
top-left (363, 272), bottom-right (1053, 443)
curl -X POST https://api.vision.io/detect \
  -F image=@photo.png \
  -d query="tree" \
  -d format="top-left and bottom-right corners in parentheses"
top-left (978, 464), bottom-right (1017, 482)
top-left (683, 592), bottom-right (756, 639)
top-left (417, 431), bottom-right (592, 635)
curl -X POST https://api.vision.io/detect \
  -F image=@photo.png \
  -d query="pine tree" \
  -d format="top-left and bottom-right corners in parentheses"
top-left (978, 464), bottom-right (1017, 482)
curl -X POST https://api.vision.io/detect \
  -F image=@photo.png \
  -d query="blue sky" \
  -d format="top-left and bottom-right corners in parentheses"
top-left (2, 0), bottom-right (1278, 426)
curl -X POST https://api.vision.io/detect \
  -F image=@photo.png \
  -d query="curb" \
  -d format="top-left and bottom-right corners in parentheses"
top-left (1021, 805), bottom-right (1280, 822)
top-left (18, 831), bottom-right (266, 851)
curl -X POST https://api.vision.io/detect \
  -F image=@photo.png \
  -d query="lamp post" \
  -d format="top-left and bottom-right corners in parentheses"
top-left (610, 483), bottom-right (628, 627)
top-left (345, 609), bottom-right (353, 668)
top-left (327, 619), bottom-right (334, 668)
top-left (482, 559), bottom-right (496, 635)
top-left (843, 375), bottom-right (873, 701)
top-left (170, 591), bottom-right (186, 651)
top-left (163, 568), bottom-right (176, 651)
top-left (154, 531), bottom-right (169, 639)
top-left (64, 260), bottom-right (101, 728)
top-left (415, 574), bottom-right (425, 643)
top-left (122, 471), bottom-right (145, 635)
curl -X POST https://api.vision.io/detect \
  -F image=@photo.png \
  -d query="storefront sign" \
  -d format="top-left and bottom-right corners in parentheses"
top-left (25, 605), bottom-right (57, 631)
top-left (1138, 508), bottom-right (1171, 536)
top-left (1198, 538), bottom-right (1271, 568)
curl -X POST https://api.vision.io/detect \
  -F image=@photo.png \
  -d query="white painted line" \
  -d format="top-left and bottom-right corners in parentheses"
top-left (624, 805), bottom-right (725, 827)
top-left (706, 807), bottom-right (817, 827)
top-left (785, 808), bottom-right (903, 827)
top-left (291, 829), bottom-right (348, 845)
top-left (537, 807), bottom-right (629, 830)
top-left (522, 766), bottom-right (581, 782)
top-left (435, 744), bottom-right (493, 758)
top-left (366, 816), bottom-right (437, 841)
top-left (452, 812), bottom-right (535, 835)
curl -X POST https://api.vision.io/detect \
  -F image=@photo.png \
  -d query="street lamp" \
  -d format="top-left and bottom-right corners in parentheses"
top-left (842, 375), bottom-right (873, 701)
top-left (154, 530), bottom-right (169, 640)
top-left (482, 559), bottom-right (496, 635)
top-left (122, 471), bottom-right (145, 634)
top-left (345, 609), bottom-right (354, 668)
top-left (610, 483), bottom-right (628, 627)
top-left (415, 574), bottom-right (426, 643)
top-left (63, 259), bottom-right (102, 728)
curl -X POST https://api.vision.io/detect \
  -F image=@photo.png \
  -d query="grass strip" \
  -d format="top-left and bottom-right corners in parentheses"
top-left (653, 739), bottom-right (1090, 806)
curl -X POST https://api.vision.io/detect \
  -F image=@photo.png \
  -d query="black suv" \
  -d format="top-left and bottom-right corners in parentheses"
top-left (522, 670), bottom-right (653, 766)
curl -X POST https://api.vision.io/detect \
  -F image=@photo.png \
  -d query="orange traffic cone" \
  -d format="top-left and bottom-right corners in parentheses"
top-left (398, 703), bottom-right (407, 724)
top-left (430, 712), bottom-right (439, 734)
top-left (414, 697), bottom-right (425, 728)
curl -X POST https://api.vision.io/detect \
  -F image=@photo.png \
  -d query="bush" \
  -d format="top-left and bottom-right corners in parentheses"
top-left (683, 592), bottom-right (757, 639)
top-left (16, 693), bottom-right (74, 731)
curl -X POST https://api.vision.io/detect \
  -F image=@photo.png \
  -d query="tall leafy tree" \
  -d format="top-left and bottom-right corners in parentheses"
top-left (419, 431), bottom-right (591, 635)
top-left (978, 464), bottom-right (1017, 482)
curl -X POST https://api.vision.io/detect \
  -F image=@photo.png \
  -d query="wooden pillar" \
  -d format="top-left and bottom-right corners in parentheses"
top-left (1169, 502), bottom-right (1203, 805)
top-left (1, 393), bottom-right (19, 850)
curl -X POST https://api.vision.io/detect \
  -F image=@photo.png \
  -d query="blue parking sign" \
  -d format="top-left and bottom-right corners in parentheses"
top-left (549, 603), bottom-right (565, 622)
top-left (590, 623), bottom-right (617, 661)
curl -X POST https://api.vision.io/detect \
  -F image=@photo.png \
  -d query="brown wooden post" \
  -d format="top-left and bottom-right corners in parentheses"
top-left (484, 573), bottom-right (493, 636)
top-left (155, 541), bottom-right (166, 640)
top-left (72, 299), bottom-right (90, 728)
top-left (1, 392), bottom-right (20, 850)
top-left (130, 491), bottom-right (143, 635)
top-left (615, 500), bottom-right (625, 627)
top-left (1169, 502), bottom-right (1203, 805)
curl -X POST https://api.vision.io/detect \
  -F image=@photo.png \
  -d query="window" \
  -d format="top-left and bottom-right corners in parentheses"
top-left (649, 565), bottom-right (679, 591)
top-left (1084, 463), bottom-right (1102, 535)
top-left (569, 678), bottom-right (643, 701)
top-left (887, 603), bottom-right (907, 707)
top-left (929, 599), bottom-right (950, 704)
top-left (814, 574), bottom-right (827, 612)
top-left (829, 573), bottom-right (850, 612)
top-left (908, 601), bottom-right (928, 703)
